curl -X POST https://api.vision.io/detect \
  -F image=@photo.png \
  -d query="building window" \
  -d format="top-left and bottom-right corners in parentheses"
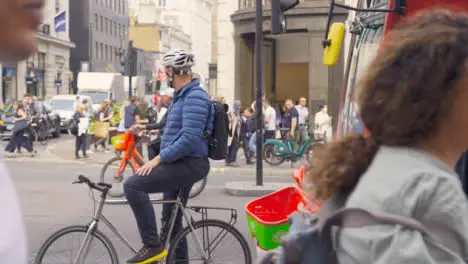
top-left (100, 43), bottom-right (103, 59)
top-left (105, 45), bottom-right (108, 60)
top-left (95, 14), bottom-right (98, 30)
top-left (110, 21), bottom-right (113, 36)
top-left (55, 0), bottom-right (60, 12)
top-left (95, 42), bottom-right (99, 58)
top-left (104, 18), bottom-right (108, 33)
top-left (158, 0), bottom-right (166, 7)
top-left (100, 16), bottom-right (103, 32)
top-left (114, 23), bottom-right (117, 37)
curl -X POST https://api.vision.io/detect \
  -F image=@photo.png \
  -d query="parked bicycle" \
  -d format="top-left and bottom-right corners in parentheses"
top-left (263, 127), bottom-right (323, 166)
top-left (101, 130), bottom-right (208, 198)
top-left (34, 175), bottom-right (252, 264)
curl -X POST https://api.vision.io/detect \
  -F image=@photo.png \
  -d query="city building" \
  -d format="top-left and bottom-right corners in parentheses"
top-left (220, 0), bottom-right (347, 115)
top-left (208, 0), bottom-right (218, 96)
top-left (69, 0), bottom-right (129, 93)
top-left (131, 0), bottom-right (191, 92)
top-left (157, 0), bottom-right (213, 89)
top-left (0, 0), bottom-right (75, 103)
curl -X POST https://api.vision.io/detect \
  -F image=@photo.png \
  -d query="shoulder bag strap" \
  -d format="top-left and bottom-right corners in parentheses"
top-left (321, 207), bottom-right (463, 256)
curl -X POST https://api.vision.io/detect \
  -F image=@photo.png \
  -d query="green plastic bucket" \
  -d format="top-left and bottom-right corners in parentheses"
top-left (245, 186), bottom-right (319, 250)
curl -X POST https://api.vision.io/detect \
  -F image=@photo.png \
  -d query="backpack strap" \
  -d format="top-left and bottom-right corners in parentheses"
top-left (320, 207), bottom-right (463, 256)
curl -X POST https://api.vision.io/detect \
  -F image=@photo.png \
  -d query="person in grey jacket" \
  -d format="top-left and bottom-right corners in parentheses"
top-left (0, 0), bottom-right (45, 263)
top-left (305, 9), bottom-right (468, 263)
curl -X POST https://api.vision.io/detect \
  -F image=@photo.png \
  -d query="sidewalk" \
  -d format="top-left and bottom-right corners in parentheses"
top-left (47, 139), bottom-right (302, 176)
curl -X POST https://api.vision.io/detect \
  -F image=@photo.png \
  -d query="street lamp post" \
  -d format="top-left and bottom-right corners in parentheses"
top-left (255, 0), bottom-right (264, 186)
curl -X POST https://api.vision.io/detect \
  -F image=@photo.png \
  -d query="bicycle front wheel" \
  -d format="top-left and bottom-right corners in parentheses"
top-left (166, 219), bottom-right (252, 264)
top-left (34, 225), bottom-right (119, 264)
top-left (100, 156), bottom-right (136, 197)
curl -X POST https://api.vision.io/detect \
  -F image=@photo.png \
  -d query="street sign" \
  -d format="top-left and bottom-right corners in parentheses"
top-left (55, 80), bottom-right (62, 86)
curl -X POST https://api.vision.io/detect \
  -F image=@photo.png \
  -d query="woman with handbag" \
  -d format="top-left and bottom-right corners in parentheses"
top-left (94, 101), bottom-right (113, 152)
top-left (74, 105), bottom-right (90, 159)
top-left (5, 102), bottom-right (35, 157)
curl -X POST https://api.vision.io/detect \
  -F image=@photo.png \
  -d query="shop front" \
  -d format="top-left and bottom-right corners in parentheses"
top-left (25, 52), bottom-right (46, 98)
top-left (2, 65), bottom-right (17, 104)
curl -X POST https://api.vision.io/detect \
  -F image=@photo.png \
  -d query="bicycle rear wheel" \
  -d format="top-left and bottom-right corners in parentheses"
top-left (34, 225), bottom-right (119, 264)
top-left (100, 156), bottom-right (136, 197)
top-left (189, 176), bottom-right (207, 199)
top-left (166, 219), bottom-right (252, 264)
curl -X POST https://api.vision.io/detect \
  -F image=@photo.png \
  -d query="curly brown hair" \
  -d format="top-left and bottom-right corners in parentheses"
top-left (306, 8), bottom-right (468, 200)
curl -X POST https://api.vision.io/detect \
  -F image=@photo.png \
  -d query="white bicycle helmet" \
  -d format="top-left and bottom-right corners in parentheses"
top-left (162, 49), bottom-right (195, 69)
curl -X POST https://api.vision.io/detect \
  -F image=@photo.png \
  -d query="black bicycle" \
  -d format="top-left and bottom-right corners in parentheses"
top-left (34, 175), bottom-right (252, 264)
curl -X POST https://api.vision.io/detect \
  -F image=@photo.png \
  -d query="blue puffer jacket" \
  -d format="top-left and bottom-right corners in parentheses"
top-left (159, 79), bottom-right (213, 163)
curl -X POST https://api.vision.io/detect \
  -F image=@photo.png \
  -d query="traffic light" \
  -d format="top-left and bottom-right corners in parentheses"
top-left (125, 41), bottom-right (138, 76)
top-left (271, 0), bottom-right (299, 34)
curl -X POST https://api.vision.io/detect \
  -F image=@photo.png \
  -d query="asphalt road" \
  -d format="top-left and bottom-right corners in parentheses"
top-left (5, 155), bottom-right (294, 263)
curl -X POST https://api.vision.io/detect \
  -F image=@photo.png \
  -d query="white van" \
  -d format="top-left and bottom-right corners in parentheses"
top-left (50, 94), bottom-right (93, 130)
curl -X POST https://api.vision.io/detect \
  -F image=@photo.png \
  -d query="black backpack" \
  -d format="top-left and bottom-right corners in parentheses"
top-left (205, 101), bottom-right (229, 160)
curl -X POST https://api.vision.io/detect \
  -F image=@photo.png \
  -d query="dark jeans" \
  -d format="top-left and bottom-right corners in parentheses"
top-left (264, 130), bottom-right (276, 140)
top-left (242, 135), bottom-right (253, 162)
top-left (124, 157), bottom-right (210, 258)
top-left (6, 132), bottom-right (33, 153)
top-left (226, 134), bottom-right (239, 164)
top-left (147, 140), bottom-right (161, 161)
top-left (75, 134), bottom-right (87, 157)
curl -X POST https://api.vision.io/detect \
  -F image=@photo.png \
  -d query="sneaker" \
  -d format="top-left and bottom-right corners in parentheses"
top-left (126, 245), bottom-right (167, 264)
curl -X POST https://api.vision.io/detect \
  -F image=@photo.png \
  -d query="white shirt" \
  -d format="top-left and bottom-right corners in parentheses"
top-left (264, 106), bottom-right (276, 131)
top-left (295, 105), bottom-right (309, 125)
top-left (0, 163), bottom-right (27, 263)
top-left (157, 107), bottom-right (167, 123)
top-left (314, 111), bottom-right (332, 142)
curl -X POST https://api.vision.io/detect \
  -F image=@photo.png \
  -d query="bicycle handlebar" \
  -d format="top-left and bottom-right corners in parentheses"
top-left (73, 175), bottom-right (112, 193)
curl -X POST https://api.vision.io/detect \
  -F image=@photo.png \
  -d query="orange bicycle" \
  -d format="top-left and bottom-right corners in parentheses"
top-left (100, 129), bottom-right (208, 198)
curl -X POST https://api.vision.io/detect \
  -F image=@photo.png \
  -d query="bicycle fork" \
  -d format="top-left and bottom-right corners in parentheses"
top-left (73, 220), bottom-right (98, 264)
top-left (73, 192), bottom-right (107, 264)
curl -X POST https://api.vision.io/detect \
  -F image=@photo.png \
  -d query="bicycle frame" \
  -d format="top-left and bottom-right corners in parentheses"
top-left (115, 131), bottom-right (145, 179)
top-left (73, 189), bottom-right (238, 264)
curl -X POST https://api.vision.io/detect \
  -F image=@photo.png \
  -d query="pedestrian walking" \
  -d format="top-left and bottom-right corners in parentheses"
top-left (5, 102), bottom-right (36, 157)
top-left (94, 100), bottom-right (113, 152)
top-left (74, 105), bottom-right (89, 159)
top-left (281, 99), bottom-right (299, 141)
top-left (295, 97), bottom-right (309, 145)
top-left (313, 105), bottom-right (332, 143)
top-left (263, 99), bottom-right (276, 140)
top-left (240, 107), bottom-right (255, 164)
top-left (226, 100), bottom-right (241, 167)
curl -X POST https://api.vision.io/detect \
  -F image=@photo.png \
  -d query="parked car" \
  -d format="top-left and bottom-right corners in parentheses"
top-left (50, 94), bottom-right (93, 131)
top-left (0, 104), bottom-right (17, 139)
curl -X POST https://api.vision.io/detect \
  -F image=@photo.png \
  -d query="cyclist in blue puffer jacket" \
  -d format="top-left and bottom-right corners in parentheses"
top-left (123, 49), bottom-right (213, 264)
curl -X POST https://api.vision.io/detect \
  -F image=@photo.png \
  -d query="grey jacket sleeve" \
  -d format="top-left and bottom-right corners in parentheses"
top-left (338, 173), bottom-right (468, 264)
top-left (0, 162), bottom-right (27, 263)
